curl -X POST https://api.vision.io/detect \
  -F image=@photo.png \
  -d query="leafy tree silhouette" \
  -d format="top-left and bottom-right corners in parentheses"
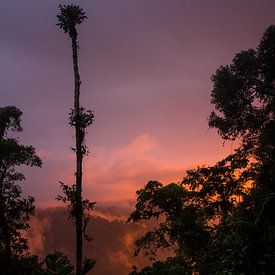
top-left (0, 106), bottom-right (42, 274)
top-left (129, 25), bottom-right (275, 274)
top-left (205, 24), bottom-right (275, 274)
top-left (128, 181), bottom-right (210, 273)
top-left (56, 5), bottom-right (95, 275)
top-left (39, 251), bottom-right (74, 275)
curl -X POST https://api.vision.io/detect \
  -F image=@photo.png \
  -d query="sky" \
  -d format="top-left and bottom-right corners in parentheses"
top-left (1, 0), bottom-right (275, 208)
top-left (2, 1), bottom-right (275, 273)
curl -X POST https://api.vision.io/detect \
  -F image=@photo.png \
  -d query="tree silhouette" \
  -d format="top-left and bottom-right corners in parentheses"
top-left (56, 5), bottom-right (95, 275)
top-left (129, 25), bottom-right (275, 274)
top-left (209, 25), bottom-right (275, 150)
top-left (206, 24), bottom-right (275, 274)
top-left (0, 106), bottom-right (42, 274)
top-left (129, 257), bottom-right (188, 275)
top-left (39, 251), bottom-right (74, 275)
top-left (128, 181), bottom-right (212, 273)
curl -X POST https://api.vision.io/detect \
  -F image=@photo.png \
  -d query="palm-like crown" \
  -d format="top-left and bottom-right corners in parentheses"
top-left (57, 4), bottom-right (87, 35)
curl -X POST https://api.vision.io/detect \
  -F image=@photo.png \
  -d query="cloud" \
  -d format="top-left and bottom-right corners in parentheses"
top-left (27, 207), bottom-right (155, 275)
top-left (115, 134), bottom-right (160, 159)
top-left (81, 133), bottom-right (185, 202)
top-left (27, 213), bottom-right (51, 256)
top-left (23, 133), bottom-right (186, 210)
top-left (93, 201), bottom-right (136, 221)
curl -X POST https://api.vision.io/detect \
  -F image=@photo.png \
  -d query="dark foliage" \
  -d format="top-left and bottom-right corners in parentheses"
top-left (129, 25), bottom-right (275, 274)
top-left (38, 251), bottom-right (74, 275)
top-left (0, 106), bottom-right (42, 274)
top-left (57, 4), bottom-right (87, 37)
top-left (130, 257), bottom-right (191, 275)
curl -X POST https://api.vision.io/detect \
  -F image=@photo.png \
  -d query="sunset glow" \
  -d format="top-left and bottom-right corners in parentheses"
top-left (1, 0), bottom-right (275, 274)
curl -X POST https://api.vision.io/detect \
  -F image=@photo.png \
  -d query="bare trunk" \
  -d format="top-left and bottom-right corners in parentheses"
top-left (0, 168), bottom-right (12, 268)
top-left (71, 31), bottom-right (83, 275)
top-left (5, 234), bottom-right (11, 266)
top-left (0, 198), bottom-right (12, 273)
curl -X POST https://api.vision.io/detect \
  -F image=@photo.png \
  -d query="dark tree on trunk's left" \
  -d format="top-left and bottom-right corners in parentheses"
top-left (0, 106), bottom-right (42, 274)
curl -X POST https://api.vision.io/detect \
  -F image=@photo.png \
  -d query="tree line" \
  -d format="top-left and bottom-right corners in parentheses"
top-left (0, 4), bottom-right (275, 275)
top-left (128, 25), bottom-right (275, 274)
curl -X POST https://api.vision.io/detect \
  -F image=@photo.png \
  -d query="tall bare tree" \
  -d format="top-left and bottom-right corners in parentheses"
top-left (57, 5), bottom-right (95, 275)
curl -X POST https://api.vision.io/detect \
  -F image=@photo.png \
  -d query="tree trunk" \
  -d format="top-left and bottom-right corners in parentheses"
top-left (0, 169), bottom-right (12, 270)
top-left (0, 201), bottom-right (12, 273)
top-left (71, 30), bottom-right (83, 275)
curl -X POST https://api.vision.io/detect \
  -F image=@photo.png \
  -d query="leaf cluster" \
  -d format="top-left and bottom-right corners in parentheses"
top-left (130, 257), bottom-right (192, 275)
top-left (57, 4), bottom-right (87, 36)
top-left (209, 26), bottom-right (275, 141)
top-left (0, 106), bottom-right (22, 139)
top-left (39, 251), bottom-right (74, 275)
top-left (69, 108), bottom-right (94, 155)
top-left (57, 182), bottom-right (96, 241)
top-left (128, 181), bottom-right (210, 264)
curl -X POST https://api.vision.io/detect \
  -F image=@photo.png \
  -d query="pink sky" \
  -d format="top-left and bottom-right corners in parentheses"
top-left (1, 0), bottom-right (275, 207)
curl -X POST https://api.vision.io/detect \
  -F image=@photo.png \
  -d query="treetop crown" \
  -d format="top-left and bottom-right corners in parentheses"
top-left (57, 4), bottom-right (87, 35)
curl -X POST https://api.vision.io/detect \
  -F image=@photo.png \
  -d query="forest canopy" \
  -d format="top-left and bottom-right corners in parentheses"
top-left (129, 25), bottom-right (275, 275)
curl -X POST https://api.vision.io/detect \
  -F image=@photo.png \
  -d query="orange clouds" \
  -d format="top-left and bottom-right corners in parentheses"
top-left (29, 132), bottom-right (234, 209)
top-left (25, 133), bottom-right (187, 209)
top-left (81, 133), bottom-right (186, 202)
top-left (27, 207), bottom-right (153, 275)
top-left (27, 213), bottom-right (51, 256)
